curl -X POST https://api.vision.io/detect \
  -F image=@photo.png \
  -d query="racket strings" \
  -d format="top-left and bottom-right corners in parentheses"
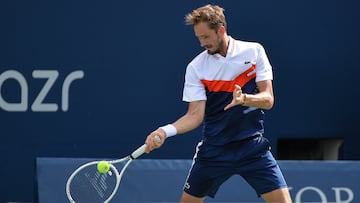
top-left (67, 157), bottom-right (137, 202)
top-left (69, 164), bottom-right (118, 202)
top-left (85, 170), bottom-right (111, 198)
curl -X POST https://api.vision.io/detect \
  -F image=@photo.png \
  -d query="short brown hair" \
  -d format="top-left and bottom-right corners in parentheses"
top-left (185, 4), bottom-right (227, 31)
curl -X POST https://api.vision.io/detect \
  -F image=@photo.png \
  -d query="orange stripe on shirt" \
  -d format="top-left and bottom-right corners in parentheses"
top-left (201, 65), bottom-right (256, 92)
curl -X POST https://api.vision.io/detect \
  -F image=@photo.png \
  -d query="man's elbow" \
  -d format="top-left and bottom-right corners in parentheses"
top-left (263, 97), bottom-right (274, 110)
top-left (195, 115), bottom-right (204, 127)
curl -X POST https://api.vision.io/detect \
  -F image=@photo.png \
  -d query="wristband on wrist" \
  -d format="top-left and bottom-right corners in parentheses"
top-left (160, 124), bottom-right (177, 138)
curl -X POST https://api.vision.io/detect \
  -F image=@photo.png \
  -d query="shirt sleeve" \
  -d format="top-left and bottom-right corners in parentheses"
top-left (255, 43), bottom-right (273, 82)
top-left (182, 64), bottom-right (207, 102)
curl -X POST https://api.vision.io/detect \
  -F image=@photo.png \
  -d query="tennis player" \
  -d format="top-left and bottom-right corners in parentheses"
top-left (145, 4), bottom-right (292, 203)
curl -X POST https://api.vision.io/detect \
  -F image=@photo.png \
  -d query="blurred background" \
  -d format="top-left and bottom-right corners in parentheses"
top-left (1, 0), bottom-right (359, 202)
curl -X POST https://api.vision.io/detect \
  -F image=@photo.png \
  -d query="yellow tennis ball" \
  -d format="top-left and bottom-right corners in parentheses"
top-left (97, 161), bottom-right (110, 173)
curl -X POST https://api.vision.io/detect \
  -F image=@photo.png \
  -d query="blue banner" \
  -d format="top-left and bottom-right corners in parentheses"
top-left (37, 158), bottom-right (359, 203)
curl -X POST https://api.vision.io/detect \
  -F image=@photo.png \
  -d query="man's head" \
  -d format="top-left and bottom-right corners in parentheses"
top-left (185, 4), bottom-right (228, 55)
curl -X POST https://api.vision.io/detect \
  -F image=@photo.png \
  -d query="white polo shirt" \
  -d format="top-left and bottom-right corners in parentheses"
top-left (182, 36), bottom-right (273, 145)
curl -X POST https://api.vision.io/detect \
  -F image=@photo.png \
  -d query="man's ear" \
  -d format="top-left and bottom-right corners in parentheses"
top-left (218, 25), bottom-right (226, 36)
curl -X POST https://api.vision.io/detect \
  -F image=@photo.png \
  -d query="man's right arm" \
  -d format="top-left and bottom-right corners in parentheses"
top-left (145, 100), bottom-right (205, 153)
top-left (172, 100), bottom-right (206, 134)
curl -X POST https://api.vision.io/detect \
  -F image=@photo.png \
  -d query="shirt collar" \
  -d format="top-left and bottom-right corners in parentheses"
top-left (212, 36), bottom-right (234, 59)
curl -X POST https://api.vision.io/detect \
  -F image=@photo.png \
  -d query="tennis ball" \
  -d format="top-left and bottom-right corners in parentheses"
top-left (97, 161), bottom-right (110, 173)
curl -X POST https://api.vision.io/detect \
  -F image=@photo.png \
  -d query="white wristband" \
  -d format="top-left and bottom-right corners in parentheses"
top-left (160, 124), bottom-right (177, 138)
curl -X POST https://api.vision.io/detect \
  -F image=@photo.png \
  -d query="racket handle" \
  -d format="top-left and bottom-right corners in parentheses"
top-left (131, 144), bottom-right (146, 159)
top-left (131, 135), bottom-right (161, 159)
top-left (154, 135), bottom-right (161, 143)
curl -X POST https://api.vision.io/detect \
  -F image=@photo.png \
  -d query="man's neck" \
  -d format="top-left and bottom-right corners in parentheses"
top-left (219, 35), bottom-right (230, 57)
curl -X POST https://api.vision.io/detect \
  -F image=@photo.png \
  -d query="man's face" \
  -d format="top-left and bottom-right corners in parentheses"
top-left (194, 22), bottom-right (224, 55)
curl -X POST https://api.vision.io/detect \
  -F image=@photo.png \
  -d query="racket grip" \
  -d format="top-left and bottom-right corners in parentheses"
top-left (154, 135), bottom-right (161, 143)
top-left (131, 144), bottom-right (146, 159)
top-left (131, 135), bottom-right (161, 159)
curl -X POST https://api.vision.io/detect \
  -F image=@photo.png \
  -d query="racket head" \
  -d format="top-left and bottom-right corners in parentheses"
top-left (66, 143), bottom-right (149, 202)
top-left (66, 161), bottom-right (121, 203)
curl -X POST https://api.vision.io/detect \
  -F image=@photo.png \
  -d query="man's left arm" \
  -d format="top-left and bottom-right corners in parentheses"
top-left (224, 80), bottom-right (274, 110)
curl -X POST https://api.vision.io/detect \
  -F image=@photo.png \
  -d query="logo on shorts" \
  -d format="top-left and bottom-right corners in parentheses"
top-left (184, 182), bottom-right (190, 190)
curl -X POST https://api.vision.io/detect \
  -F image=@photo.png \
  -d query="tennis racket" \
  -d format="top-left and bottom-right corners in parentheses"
top-left (65, 136), bottom-right (160, 203)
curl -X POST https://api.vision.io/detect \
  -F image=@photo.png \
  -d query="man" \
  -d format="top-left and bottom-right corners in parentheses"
top-left (145, 4), bottom-right (292, 203)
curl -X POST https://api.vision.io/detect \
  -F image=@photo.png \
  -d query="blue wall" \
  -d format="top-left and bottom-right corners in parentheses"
top-left (38, 158), bottom-right (360, 203)
top-left (1, 0), bottom-right (359, 202)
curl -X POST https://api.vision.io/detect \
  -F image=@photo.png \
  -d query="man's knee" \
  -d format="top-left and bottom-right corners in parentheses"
top-left (180, 191), bottom-right (205, 203)
top-left (261, 187), bottom-right (292, 203)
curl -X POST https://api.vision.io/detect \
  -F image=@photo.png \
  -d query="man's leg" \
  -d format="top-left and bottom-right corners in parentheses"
top-left (261, 187), bottom-right (292, 203)
top-left (180, 191), bottom-right (205, 203)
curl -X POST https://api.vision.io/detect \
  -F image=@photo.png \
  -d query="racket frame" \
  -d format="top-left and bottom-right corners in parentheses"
top-left (66, 143), bottom-right (149, 202)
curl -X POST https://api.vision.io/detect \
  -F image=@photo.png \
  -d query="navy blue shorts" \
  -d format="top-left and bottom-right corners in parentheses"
top-left (183, 135), bottom-right (288, 198)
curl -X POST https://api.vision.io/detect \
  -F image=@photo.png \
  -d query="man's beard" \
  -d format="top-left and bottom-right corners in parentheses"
top-left (207, 38), bottom-right (226, 55)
